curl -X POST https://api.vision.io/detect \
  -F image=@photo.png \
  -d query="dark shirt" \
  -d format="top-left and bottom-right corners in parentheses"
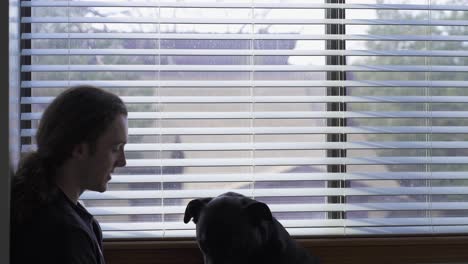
top-left (11, 190), bottom-right (105, 264)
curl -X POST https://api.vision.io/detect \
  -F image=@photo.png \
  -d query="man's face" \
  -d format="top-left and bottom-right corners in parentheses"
top-left (81, 114), bottom-right (128, 193)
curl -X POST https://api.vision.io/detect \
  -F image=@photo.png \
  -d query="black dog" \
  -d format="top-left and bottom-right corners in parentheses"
top-left (184, 192), bottom-right (320, 264)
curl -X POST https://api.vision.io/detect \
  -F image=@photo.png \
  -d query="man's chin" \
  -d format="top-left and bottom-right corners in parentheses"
top-left (98, 185), bottom-right (108, 193)
top-left (90, 185), bottom-right (107, 193)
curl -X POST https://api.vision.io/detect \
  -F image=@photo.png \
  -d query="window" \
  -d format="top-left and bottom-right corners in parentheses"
top-left (20, 0), bottom-right (468, 240)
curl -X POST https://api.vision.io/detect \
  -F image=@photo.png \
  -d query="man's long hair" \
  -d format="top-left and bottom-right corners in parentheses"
top-left (11, 85), bottom-right (128, 224)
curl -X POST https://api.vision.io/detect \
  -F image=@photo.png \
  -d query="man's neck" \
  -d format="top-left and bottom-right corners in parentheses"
top-left (55, 165), bottom-right (82, 204)
top-left (56, 182), bottom-right (81, 204)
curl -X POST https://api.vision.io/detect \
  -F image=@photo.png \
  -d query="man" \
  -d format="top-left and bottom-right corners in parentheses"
top-left (10, 85), bottom-right (128, 264)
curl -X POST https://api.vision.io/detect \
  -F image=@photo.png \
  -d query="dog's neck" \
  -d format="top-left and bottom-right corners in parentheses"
top-left (248, 219), bottom-right (286, 263)
top-left (258, 219), bottom-right (313, 264)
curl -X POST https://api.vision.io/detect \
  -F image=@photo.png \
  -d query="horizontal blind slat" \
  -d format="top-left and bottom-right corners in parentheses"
top-left (21, 126), bottom-right (468, 137)
top-left (96, 217), bottom-right (468, 232)
top-left (21, 80), bottom-right (468, 88)
top-left (21, 141), bottom-right (468, 153)
top-left (81, 186), bottom-right (468, 200)
top-left (21, 17), bottom-right (468, 26)
top-left (22, 64), bottom-right (468, 72)
top-left (105, 172), bottom-right (468, 183)
top-left (21, 111), bottom-right (468, 121)
top-left (20, 96), bottom-right (468, 104)
top-left (21, 49), bottom-right (468, 57)
top-left (103, 225), bottom-right (468, 238)
top-left (21, 2), bottom-right (468, 11)
top-left (87, 202), bottom-right (468, 216)
top-left (22, 33), bottom-right (468, 42)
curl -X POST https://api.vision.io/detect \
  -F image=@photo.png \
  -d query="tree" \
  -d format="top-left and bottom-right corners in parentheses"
top-left (351, 0), bottom-right (468, 188)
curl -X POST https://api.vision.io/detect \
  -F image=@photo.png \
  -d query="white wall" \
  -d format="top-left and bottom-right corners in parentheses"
top-left (9, 0), bottom-right (20, 170)
top-left (2, 0), bottom-right (19, 262)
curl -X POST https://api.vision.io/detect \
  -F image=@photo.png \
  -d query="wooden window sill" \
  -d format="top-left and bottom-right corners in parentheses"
top-left (104, 235), bottom-right (468, 264)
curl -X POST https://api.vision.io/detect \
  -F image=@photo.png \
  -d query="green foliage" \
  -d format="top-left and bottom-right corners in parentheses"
top-left (353, 2), bottom-right (468, 175)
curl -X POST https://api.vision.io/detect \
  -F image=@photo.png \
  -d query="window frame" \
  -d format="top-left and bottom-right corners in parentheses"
top-left (18, 1), bottom-right (468, 260)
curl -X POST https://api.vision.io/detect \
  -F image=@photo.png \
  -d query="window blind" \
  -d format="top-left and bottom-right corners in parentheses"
top-left (20, 0), bottom-right (468, 238)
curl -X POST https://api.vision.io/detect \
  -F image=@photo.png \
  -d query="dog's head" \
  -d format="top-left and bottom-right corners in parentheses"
top-left (184, 192), bottom-right (273, 264)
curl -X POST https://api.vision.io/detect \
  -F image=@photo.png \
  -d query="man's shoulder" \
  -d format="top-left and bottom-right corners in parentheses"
top-left (25, 197), bottom-right (87, 232)
top-left (12, 202), bottom-right (89, 248)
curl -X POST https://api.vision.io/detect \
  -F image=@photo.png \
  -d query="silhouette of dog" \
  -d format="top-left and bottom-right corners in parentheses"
top-left (184, 192), bottom-right (320, 264)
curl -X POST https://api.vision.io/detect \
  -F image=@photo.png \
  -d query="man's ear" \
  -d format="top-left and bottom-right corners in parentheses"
top-left (245, 201), bottom-right (273, 226)
top-left (72, 142), bottom-right (90, 159)
top-left (183, 198), bottom-right (212, 224)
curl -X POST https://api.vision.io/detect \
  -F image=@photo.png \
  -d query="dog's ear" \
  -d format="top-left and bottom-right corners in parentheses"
top-left (245, 201), bottom-right (273, 225)
top-left (183, 198), bottom-right (212, 224)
